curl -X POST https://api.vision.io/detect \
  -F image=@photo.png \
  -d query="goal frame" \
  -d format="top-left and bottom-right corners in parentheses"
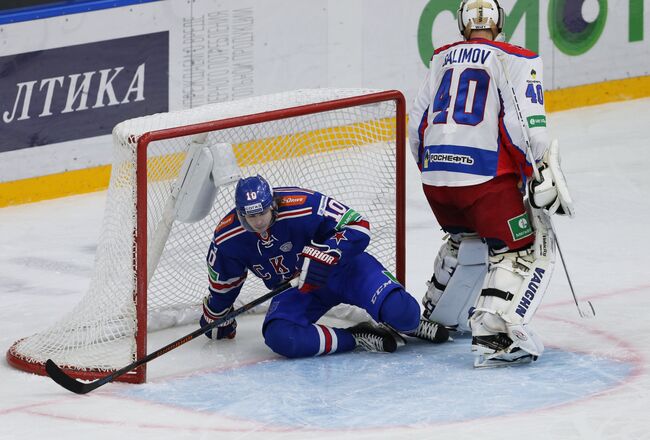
top-left (6, 90), bottom-right (406, 384)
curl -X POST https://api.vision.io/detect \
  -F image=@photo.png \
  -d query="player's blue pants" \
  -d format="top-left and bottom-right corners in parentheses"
top-left (262, 252), bottom-right (420, 358)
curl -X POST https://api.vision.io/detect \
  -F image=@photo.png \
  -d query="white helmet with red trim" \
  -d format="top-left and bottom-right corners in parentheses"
top-left (457, 0), bottom-right (504, 40)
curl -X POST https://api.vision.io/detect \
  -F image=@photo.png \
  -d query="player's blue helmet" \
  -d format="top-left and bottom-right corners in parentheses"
top-left (235, 175), bottom-right (274, 215)
top-left (235, 175), bottom-right (276, 231)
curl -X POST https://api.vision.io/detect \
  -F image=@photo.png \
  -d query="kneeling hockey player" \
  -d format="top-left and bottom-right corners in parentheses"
top-left (200, 175), bottom-right (449, 357)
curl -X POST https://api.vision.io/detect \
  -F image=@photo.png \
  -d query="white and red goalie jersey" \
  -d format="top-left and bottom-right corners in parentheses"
top-left (408, 38), bottom-right (550, 187)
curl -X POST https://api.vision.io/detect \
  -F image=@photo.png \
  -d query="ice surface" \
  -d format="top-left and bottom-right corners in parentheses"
top-left (123, 341), bottom-right (633, 429)
top-left (1, 98), bottom-right (650, 439)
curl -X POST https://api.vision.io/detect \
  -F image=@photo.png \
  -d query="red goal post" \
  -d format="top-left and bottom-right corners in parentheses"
top-left (7, 89), bottom-right (406, 384)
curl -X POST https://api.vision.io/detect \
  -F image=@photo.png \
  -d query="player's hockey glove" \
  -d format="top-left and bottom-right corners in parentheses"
top-left (200, 297), bottom-right (237, 340)
top-left (528, 139), bottom-right (574, 217)
top-left (297, 241), bottom-right (341, 293)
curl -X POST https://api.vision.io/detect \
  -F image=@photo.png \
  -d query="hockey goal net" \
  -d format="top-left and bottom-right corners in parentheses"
top-left (7, 88), bottom-right (406, 383)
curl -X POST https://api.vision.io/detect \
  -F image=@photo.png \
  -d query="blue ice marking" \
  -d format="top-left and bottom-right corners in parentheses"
top-left (122, 342), bottom-right (633, 429)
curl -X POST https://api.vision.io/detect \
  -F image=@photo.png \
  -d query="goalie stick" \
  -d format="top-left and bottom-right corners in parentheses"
top-left (45, 278), bottom-right (298, 394)
top-left (496, 52), bottom-right (595, 319)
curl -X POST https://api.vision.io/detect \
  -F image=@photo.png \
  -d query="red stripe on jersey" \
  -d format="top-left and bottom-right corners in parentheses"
top-left (348, 218), bottom-right (370, 232)
top-left (208, 274), bottom-right (246, 292)
top-left (433, 41), bottom-right (457, 56)
top-left (478, 39), bottom-right (538, 58)
top-left (433, 38), bottom-right (538, 59)
top-left (215, 226), bottom-right (245, 245)
top-left (318, 324), bottom-right (333, 354)
top-left (277, 207), bottom-right (312, 220)
top-left (203, 302), bottom-right (230, 321)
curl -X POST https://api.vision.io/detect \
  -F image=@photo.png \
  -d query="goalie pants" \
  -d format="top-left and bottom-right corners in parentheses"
top-left (262, 252), bottom-right (420, 358)
top-left (422, 173), bottom-right (535, 251)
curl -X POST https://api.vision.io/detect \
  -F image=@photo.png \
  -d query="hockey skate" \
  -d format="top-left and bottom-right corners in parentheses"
top-left (348, 322), bottom-right (405, 353)
top-left (406, 318), bottom-right (450, 343)
top-left (472, 334), bottom-right (537, 368)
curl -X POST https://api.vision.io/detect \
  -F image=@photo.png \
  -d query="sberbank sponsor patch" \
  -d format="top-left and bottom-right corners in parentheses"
top-left (508, 213), bottom-right (533, 241)
top-left (335, 209), bottom-right (362, 230)
top-left (527, 115), bottom-right (546, 128)
top-left (207, 265), bottom-right (219, 283)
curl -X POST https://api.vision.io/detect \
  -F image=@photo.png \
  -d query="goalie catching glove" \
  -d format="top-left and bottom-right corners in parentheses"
top-left (528, 139), bottom-right (575, 217)
top-left (297, 241), bottom-right (341, 293)
top-left (200, 297), bottom-right (237, 340)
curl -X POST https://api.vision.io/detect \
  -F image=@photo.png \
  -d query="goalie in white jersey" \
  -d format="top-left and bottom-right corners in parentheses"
top-left (409, 0), bottom-right (574, 367)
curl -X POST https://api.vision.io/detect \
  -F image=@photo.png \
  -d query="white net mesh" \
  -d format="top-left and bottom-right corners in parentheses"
top-left (8, 89), bottom-right (402, 378)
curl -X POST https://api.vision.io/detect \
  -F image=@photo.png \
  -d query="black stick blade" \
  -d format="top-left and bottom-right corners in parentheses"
top-left (43, 281), bottom-right (297, 394)
top-left (45, 359), bottom-right (97, 394)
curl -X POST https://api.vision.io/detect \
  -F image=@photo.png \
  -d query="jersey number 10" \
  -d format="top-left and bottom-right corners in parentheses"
top-left (432, 67), bottom-right (489, 126)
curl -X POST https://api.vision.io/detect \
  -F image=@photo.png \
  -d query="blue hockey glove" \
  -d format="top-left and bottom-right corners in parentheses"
top-left (298, 242), bottom-right (341, 293)
top-left (200, 297), bottom-right (237, 340)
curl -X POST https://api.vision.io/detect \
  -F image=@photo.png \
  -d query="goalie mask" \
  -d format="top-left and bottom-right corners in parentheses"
top-left (457, 0), bottom-right (504, 40)
top-left (235, 175), bottom-right (277, 232)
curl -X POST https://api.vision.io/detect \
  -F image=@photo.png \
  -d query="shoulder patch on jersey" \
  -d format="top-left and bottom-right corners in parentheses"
top-left (215, 213), bottom-right (235, 232)
top-left (277, 194), bottom-right (307, 207)
top-left (207, 264), bottom-right (220, 283)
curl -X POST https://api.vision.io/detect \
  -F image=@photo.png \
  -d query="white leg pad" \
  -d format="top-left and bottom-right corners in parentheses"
top-left (422, 238), bottom-right (460, 316)
top-left (426, 237), bottom-right (488, 332)
top-left (470, 208), bottom-right (556, 358)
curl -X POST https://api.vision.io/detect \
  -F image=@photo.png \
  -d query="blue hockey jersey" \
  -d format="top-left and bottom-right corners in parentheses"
top-left (205, 187), bottom-right (371, 313)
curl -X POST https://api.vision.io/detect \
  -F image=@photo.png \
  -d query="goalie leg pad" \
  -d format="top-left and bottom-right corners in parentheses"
top-left (422, 236), bottom-right (460, 319)
top-left (470, 246), bottom-right (554, 330)
top-left (425, 235), bottom-right (488, 332)
top-left (470, 234), bottom-right (555, 358)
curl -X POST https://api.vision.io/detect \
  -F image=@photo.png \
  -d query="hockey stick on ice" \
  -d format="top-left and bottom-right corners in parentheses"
top-left (45, 279), bottom-right (298, 394)
top-left (496, 52), bottom-right (595, 318)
